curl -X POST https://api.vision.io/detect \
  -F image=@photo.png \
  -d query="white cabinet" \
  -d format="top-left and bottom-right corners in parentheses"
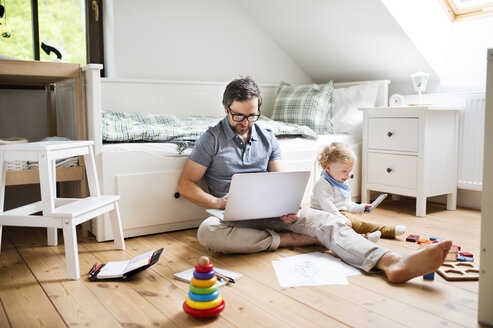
top-left (361, 106), bottom-right (460, 217)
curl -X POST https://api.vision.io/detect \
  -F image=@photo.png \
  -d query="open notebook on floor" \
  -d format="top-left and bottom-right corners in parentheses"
top-left (206, 171), bottom-right (310, 221)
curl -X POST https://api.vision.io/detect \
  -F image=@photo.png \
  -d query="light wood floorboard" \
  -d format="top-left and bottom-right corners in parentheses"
top-left (0, 198), bottom-right (486, 327)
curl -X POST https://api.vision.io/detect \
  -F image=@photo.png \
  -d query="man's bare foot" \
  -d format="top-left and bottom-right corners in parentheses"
top-left (376, 240), bottom-right (452, 283)
top-left (279, 232), bottom-right (320, 247)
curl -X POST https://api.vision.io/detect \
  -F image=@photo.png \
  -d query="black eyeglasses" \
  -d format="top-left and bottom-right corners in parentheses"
top-left (227, 106), bottom-right (261, 122)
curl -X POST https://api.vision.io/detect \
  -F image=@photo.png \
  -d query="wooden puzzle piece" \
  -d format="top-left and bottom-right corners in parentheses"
top-left (437, 262), bottom-right (479, 281)
top-left (406, 234), bottom-right (419, 242)
top-left (445, 252), bottom-right (458, 262)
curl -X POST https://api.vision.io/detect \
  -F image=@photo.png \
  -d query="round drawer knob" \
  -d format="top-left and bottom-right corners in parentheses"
top-left (350, 174), bottom-right (354, 179)
top-left (387, 131), bottom-right (393, 137)
top-left (386, 168), bottom-right (392, 173)
top-left (174, 192), bottom-right (180, 199)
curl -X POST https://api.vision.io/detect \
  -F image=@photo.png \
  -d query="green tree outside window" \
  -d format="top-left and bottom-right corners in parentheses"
top-left (0, 0), bottom-right (86, 65)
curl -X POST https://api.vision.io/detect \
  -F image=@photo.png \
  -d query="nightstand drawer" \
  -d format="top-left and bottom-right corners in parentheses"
top-left (368, 118), bottom-right (419, 152)
top-left (367, 152), bottom-right (417, 189)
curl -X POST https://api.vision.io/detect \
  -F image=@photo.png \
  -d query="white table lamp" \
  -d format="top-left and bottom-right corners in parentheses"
top-left (410, 71), bottom-right (430, 105)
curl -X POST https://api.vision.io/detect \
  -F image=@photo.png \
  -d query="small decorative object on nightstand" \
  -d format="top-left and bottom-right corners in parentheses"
top-left (360, 105), bottom-right (460, 217)
top-left (409, 71), bottom-right (430, 105)
top-left (389, 94), bottom-right (405, 107)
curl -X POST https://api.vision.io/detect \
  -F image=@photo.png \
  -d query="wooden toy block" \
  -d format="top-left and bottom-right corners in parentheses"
top-left (465, 256), bottom-right (474, 262)
top-left (451, 245), bottom-right (461, 252)
top-left (445, 252), bottom-right (458, 262)
top-left (406, 234), bottom-right (419, 242)
top-left (437, 262), bottom-right (479, 281)
top-left (457, 256), bottom-right (466, 262)
top-left (429, 237), bottom-right (441, 241)
top-left (423, 272), bottom-right (435, 280)
top-left (460, 252), bottom-right (473, 258)
top-left (417, 238), bottom-right (433, 244)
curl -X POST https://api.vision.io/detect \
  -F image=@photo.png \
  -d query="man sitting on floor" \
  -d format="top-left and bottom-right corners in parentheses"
top-left (177, 76), bottom-right (451, 283)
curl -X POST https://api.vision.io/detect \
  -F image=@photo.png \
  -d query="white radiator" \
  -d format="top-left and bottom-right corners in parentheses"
top-left (404, 93), bottom-right (485, 191)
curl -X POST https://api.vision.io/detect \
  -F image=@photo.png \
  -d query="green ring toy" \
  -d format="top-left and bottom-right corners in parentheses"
top-left (189, 283), bottom-right (218, 295)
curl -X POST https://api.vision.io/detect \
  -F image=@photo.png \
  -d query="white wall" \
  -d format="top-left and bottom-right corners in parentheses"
top-left (103, 0), bottom-right (313, 85)
top-left (382, 0), bottom-right (493, 95)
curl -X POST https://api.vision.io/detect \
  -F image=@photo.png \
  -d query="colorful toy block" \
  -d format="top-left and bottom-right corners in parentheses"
top-left (460, 252), bottom-right (473, 258)
top-left (429, 237), bottom-right (441, 241)
top-left (406, 234), bottom-right (419, 242)
top-left (417, 238), bottom-right (433, 244)
top-left (423, 272), bottom-right (435, 280)
top-left (451, 245), bottom-right (461, 252)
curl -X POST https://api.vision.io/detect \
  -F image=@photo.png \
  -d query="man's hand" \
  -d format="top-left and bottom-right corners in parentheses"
top-left (215, 194), bottom-right (228, 209)
top-left (280, 212), bottom-right (300, 224)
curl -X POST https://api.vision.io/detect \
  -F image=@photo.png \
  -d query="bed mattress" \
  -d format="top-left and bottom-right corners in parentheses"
top-left (101, 134), bottom-right (361, 158)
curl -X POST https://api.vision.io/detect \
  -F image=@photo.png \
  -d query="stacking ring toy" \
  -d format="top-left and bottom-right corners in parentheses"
top-left (195, 262), bottom-right (214, 273)
top-left (186, 295), bottom-right (223, 310)
top-left (191, 276), bottom-right (216, 287)
top-left (188, 289), bottom-right (220, 302)
top-left (184, 256), bottom-right (225, 318)
top-left (189, 283), bottom-right (218, 295)
top-left (193, 269), bottom-right (215, 280)
top-left (183, 300), bottom-right (225, 318)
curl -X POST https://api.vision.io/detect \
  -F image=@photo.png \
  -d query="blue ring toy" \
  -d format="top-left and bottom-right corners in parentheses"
top-left (193, 269), bottom-right (215, 280)
top-left (188, 289), bottom-right (220, 302)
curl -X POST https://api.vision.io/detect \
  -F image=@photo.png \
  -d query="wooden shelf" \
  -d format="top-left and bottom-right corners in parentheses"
top-left (5, 166), bottom-right (84, 186)
top-left (0, 59), bottom-right (80, 86)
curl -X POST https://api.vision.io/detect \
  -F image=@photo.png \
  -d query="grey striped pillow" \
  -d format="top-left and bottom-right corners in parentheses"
top-left (272, 81), bottom-right (335, 134)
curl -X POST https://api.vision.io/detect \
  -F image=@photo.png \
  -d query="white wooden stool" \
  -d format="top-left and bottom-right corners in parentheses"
top-left (0, 140), bottom-right (125, 280)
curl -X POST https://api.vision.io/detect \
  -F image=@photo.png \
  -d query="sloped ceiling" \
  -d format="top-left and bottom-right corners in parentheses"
top-left (233, 0), bottom-right (437, 85)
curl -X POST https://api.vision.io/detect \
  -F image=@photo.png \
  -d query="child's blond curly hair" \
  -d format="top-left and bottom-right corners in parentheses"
top-left (318, 142), bottom-right (355, 168)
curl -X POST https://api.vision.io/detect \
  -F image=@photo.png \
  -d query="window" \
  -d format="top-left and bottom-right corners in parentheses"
top-left (441, 0), bottom-right (493, 20)
top-left (0, 0), bottom-right (103, 69)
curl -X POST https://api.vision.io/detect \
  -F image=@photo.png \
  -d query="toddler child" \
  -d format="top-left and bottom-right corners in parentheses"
top-left (310, 142), bottom-right (405, 243)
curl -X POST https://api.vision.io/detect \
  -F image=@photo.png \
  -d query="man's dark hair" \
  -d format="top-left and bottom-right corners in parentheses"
top-left (222, 76), bottom-right (262, 110)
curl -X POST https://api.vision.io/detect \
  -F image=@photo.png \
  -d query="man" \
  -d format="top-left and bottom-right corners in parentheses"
top-left (177, 76), bottom-right (451, 283)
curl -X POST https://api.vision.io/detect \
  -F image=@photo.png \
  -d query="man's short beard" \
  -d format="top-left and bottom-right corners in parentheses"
top-left (232, 123), bottom-right (252, 135)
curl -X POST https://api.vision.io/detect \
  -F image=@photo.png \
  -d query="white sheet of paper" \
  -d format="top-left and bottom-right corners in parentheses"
top-left (281, 252), bottom-right (362, 277)
top-left (272, 252), bottom-right (361, 287)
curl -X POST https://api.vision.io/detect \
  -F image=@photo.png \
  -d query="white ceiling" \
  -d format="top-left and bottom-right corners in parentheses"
top-left (233, 0), bottom-right (437, 84)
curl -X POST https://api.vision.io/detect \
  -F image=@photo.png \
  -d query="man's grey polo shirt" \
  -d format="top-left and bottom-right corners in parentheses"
top-left (189, 116), bottom-right (282, 197)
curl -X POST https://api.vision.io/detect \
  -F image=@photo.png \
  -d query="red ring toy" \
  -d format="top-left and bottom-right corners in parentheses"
top-left (183, 300), bottom-right (225, 318)
top-left (195, 262), bottom-right (214, 273)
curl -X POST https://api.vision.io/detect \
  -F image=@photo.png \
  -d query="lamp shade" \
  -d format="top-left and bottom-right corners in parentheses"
top-left (410, 71), bottom-right (430, 93)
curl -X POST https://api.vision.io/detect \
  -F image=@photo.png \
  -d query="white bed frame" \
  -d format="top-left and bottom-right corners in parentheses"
top-left (75, 65), bottom-right (389, 241)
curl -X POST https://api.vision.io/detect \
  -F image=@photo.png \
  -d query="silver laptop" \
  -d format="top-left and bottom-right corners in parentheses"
top-left (206, 171), bottom-right (310, 221)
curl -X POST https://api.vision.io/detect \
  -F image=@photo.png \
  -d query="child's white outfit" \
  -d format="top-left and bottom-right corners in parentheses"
top-left (311, 173), bottom-right (400, 239)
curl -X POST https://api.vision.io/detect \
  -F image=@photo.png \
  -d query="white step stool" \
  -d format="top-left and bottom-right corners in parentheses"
top-left (0, 140), bottom-right (125, 280)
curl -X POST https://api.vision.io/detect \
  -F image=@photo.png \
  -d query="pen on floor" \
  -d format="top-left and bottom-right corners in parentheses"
top-left (88, 263), bottom-right (97, 275)
top-left (91, 264), bottom-right (103, 278)
top-left (216, 272), bottom-right (235, 283)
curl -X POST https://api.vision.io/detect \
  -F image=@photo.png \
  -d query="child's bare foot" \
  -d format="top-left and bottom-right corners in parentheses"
top-left (279, 232), bottom-right (321, 247)
top-left (376, 240), bottom-right (452, 283)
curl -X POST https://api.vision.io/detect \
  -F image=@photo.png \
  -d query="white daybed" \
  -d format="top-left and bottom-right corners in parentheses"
top-left (73, 65), bottom-right (389, 241)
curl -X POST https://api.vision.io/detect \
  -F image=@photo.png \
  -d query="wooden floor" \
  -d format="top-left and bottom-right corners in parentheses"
top-left (0, 198), bottom-right (484, 327)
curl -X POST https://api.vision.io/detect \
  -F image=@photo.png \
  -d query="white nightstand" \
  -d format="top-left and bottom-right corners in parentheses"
top-left (360, 106), bottom-right (460, 217)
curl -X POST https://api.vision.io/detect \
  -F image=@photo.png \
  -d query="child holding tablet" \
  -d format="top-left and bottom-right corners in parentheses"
top-left (310, 142), bottom-right (405, 243)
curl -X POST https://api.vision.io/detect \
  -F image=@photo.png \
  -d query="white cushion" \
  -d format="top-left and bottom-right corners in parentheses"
top-left (331, 83), bottom-right (379, 137)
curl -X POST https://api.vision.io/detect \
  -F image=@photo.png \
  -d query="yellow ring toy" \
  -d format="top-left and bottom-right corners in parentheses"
top-left (186, 295), bottom-right (223, 310)
top-left (191, 276), bottom-right (217, 287)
